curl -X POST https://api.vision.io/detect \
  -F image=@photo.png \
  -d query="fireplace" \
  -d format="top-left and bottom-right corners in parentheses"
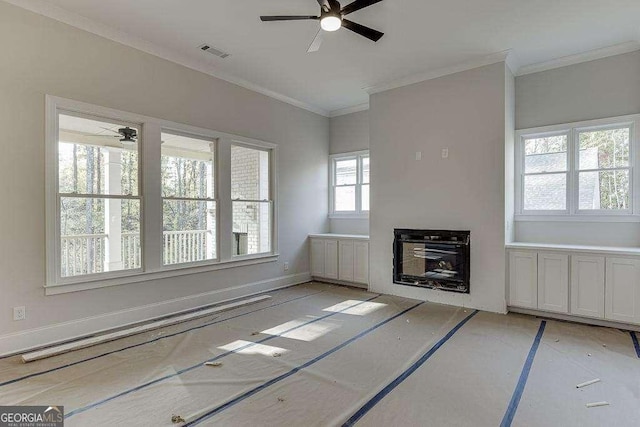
top-left (393, 229), bottom-right (470, 293)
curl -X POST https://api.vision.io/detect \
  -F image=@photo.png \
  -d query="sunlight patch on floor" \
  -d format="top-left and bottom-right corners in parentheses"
top-left (322, 300), bottom-right (387, 316)
top-left (261, 318), bottom-right (341, 342)
top-left (218, 340), bottom-right (289, 356)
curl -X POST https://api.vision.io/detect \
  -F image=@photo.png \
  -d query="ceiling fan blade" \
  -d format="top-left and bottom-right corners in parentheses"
top-left (307, 29), bottom-right (324, 53)
top-left (260, 16), bottom-right (319, 22)
top-left (341, 0), bottom-right (383, 15)
top-left (315, 0), bottom-right (326, 6)
top-left (342, 19), bottom-right (384, 42)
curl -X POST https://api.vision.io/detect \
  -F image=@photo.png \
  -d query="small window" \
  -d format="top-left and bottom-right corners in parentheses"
top-left (330, 151), bottom-right (370, 216)
top-left (231, 144), bottom-right (272, 256)
top-left (522, 134), bottom-right (568, 212)
top-left (57, 112), bottom-right (142, 278)
top-left (516, 116), bottom-right (638, 219)
top-left (161, 132), bottom-right (217, 265)
top-left (577, 127), bottom-right (630, 211)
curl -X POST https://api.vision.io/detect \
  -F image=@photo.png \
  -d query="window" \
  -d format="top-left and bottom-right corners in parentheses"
top-left (231, 144), bottom-right (272, 256)
top-left (330, 151), bottom-right (370, 216)
top-left (161, 132), bottom-right (217, 265)
top-left (56, 112), bottom-right (142, 278)
top-left (515, 115), bottom-right (639, 220)
top-left (46, 96), bottom-right (277, 292)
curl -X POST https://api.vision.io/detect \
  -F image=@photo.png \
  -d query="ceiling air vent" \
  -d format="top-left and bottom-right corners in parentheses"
top-left (198, 44), bottom-right (230, 59)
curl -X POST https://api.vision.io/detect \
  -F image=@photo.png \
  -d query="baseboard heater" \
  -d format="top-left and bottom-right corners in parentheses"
top-left (21, 295), bottom-right (271, 363)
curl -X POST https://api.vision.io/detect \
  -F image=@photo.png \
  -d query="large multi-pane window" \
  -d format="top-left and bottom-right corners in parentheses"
top-left (330, 151), bottom-right (370, 216)
top-left (161, 132), bottom-right (217, 265)
top-left (231, 144), bottom-right (272, 256)
top-left (47, 97), bottom-right (276, 291)
top-left (57, 112), bottom-right (141, 278)
top-left (516, 116), bottom-right (638, 218)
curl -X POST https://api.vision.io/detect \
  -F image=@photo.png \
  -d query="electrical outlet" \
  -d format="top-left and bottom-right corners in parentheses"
top-left (284, 262), bottom-right (289, 271)
top-left (441, 148), bottom-right (449, 159)
top-left (13, 306), bottom-right (26, 321)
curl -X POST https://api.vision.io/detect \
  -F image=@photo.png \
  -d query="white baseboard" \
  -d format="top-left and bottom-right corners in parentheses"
top-left (0, 272), bottom-right (311, 357)
top-left (509, 306), bottom-right (640, 332)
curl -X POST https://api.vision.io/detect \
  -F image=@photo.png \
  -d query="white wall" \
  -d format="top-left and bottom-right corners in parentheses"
top-left (0, 2), bottom-right (329, 351)
top-left (369, 62), bottom-right (507, 313)
top-left (329, 110), bottom-right (370, 235)
top-left (514, 51), bottom-right (640, 246)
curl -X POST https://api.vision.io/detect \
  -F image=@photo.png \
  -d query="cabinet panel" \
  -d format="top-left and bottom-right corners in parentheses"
top-left (353, 241), bottom-right (369, 285)
top-left (325, 240), bottom-right (339, 279)
top-left (338, 240), bottom-right (355, 282)
top-left (310, 239), bottom-right (326, 277)
top-left (605, 257), bottom-right (640, 324)
top-left (509, 251), bottom-right (538, 309)
top-left (570, 256), bottom-right (605, 318)
top-left (537, 253), bottom-right (569, 313)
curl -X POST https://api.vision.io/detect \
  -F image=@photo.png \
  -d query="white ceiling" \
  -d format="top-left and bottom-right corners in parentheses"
top-left (30, 0), bottom-right (640, 114)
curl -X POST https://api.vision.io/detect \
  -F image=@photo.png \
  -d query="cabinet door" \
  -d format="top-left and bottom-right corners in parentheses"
top-left (338, 240), bottom-right (355, 282)
top-left (570, 256), bottom-right (605, 318)
top-left (537, 253), bottom-right (569, 313)
top-left (353, 241), bottom-right (369, 284)
top-left (324, 240), bottom-right (339, 279)
top-left (509, 251), bottom-right (538, 309)
top-left (605, 257), bottom-right (640, 324)
top-left (310, 239), bottom-right (326, 278)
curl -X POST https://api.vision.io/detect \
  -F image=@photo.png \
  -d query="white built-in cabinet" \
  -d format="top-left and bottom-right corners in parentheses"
top-left (310, 235), bottom-right (369, 286)
top-left (508, 251), bottom-right (538, 309)
top-left (605, 258), bottom-right (640, 324)
top-left (537, 253), bottom-right (569, 313)
top-left (508, 245), bottom-right (640, 326)
top-left (570, 256), bottom-right (605, 318)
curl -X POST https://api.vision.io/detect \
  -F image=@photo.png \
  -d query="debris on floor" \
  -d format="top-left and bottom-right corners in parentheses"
top-left (576, 379), bottom-right (601, 388)
top-left (586, 401), bottom-right (609, 408)
top-left (554, 338), bottom-right (560, 343)
top-left (251, 331), bottom-right (260, 336)
top-left (205, 362), bottom-right (223, 367)
top-left (278, 397), bottom-right (285, 402)
top-left (273, 352), bottom-right (282, 357)
top-left (171, 414), bottom-right (185, 423)
top-left (587, 353), bottom-right (592, 357)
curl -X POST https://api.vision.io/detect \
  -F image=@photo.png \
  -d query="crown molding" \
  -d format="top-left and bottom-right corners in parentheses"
top-left (328, 103), bottom-right (370, 118)
top-left (516, 41), bottom-right (640, 76)
top-left (3, 0), bottom-right (331, 117)
top-left (365, 50), bottom-right (513, 95)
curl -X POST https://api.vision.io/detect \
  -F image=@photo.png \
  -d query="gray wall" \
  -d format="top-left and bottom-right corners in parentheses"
top-left (514, 51), bottom-right (640, 246)
top-left (516, 51), bottom-right (640, 130)
top-left (369, 63), bottom-right (507, 313)
top-left (329, 110), bottom-right (370, 235)
top-left (0, 2), bottom-right (329, 343)
top-left (330, 110), bottom-right (369, 155)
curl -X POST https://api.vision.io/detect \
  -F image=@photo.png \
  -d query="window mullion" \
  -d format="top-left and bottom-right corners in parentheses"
top-left (142, 122), bottom-right (162, 272)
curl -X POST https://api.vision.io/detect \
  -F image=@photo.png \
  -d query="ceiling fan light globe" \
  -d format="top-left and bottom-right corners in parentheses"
top-left (320, 16), bottom-right (342, 32)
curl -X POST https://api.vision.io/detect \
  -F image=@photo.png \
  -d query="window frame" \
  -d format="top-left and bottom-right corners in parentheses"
top-left (329, 150), bottom-right (370, 218)
top-left (45, 95), bottom-right (278, 295)
top-left (230, 141), bottom-right (276, 259)
top-left (160, 130), bottom-right (220, 267)
top-left (515, 114), bottom-right (640, 222)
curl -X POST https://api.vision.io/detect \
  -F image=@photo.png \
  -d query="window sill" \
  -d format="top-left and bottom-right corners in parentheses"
top-left (329, 213), bottom-right (370, 220)
top-left (44, 254), bottom-right (279, 295)
top-left (514, 214), bottom-right (640, 223)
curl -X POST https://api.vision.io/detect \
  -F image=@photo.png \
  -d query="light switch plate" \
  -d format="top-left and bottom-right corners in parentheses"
top-left (415, 151), bottom-right (422, 161)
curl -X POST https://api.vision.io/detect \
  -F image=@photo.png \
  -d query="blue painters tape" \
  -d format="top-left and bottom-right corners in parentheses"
top-left (342, 309), bottom-right (479, 426)
top-left (500, 320), bottom-right (546, 427)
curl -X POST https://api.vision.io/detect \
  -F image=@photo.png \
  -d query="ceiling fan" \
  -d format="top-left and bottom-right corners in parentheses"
top-left (260, 0), bottom-right (384, 53)
top-left (88, 126), bottom-right (138, 145)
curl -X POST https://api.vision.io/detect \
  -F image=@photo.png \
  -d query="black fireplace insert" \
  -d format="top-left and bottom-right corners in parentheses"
top-left (393, 229), bottom-right (470, 293)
